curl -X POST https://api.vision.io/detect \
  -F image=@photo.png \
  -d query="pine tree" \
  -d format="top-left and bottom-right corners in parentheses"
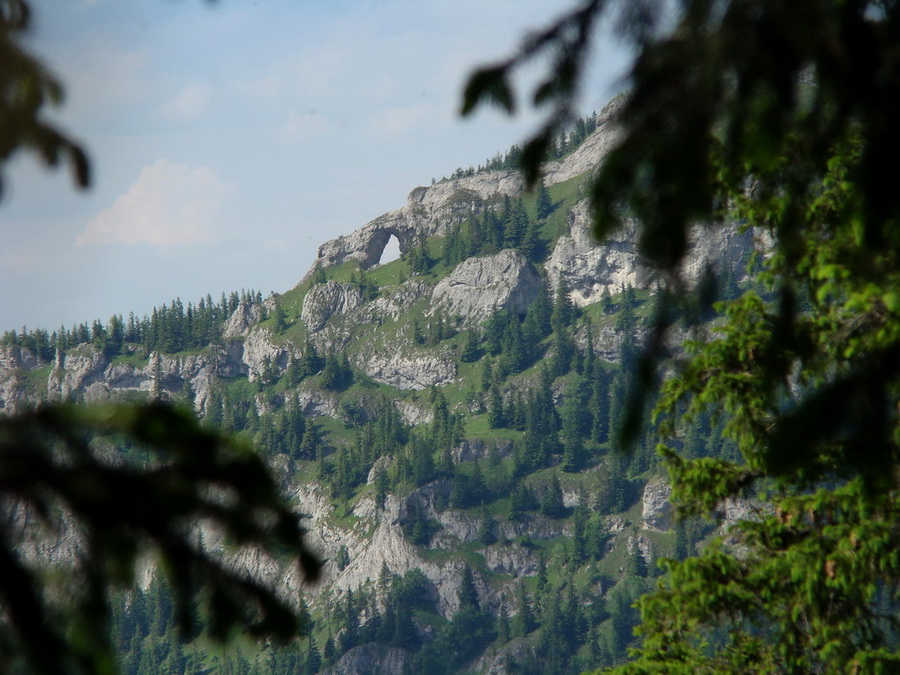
top-left (478, 508), bottom-right (497, 545)
top-left (561, 374), bottom-right (590, 471)
top-left (339, 589), bottom-right (359, 653)
top-left (571, 503), bottom-right (589, 566)
top-left (512, 583), bottom-right (535, 637)
top-left (535, 178), bottom-right (553, 219)
top-left (298, 419), bottom-right (323, 461)
top-left (460, 329), bottom-right (481, 362)
top-left (487, 383), bottom-right (506, 429)
top-left (273, 304), bottom-right (288, 333)
top-left (497, 603), bottom-right (510, 643)
top-left (551, 278), bottom-right (575, 330)
top-left (458, 564), bottom-right (480, 612)
top-left (323, 636), bottom-right (337, 665)
top-left (504, 198), bottom-right (528, 249)
top-left (539, 473), bottom-right (566, 518)
top-left (304, 634), bottom-right (321, 675)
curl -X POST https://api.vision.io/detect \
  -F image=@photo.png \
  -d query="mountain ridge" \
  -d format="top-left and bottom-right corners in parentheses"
top-left (0, 99), bottom-right (758, 673)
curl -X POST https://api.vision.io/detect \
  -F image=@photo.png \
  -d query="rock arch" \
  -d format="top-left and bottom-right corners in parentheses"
top-left (358, 226), bottom-right (413, 268)
top-left (313, 221), bottom-right (417, 272)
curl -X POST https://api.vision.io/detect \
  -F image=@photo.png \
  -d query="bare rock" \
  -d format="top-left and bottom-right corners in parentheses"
top-left (363, 350), bottom-right (457, 390)
top-left (305, 104), bottom-right (627, 278)
top-left (321, 644), bottom-right (414, 675)
top-left (242, 327), bottom-right (289, 383)
top-left (547, 200), bottom-right (755, 309)
top-left (431, 249), bottom-right (541, 326)
top-left (310, 173), bottom-right (524, 273)
top-left (301, 281), bottom-right (364, 333)
top-left (47, 345), bottom-right (108, 401)
top-left (641, 477), bottom-right (673, 532)
top-left (223, 302), bottom-right (263, 339)
top-left (0, 344), bottom-right (42, 373)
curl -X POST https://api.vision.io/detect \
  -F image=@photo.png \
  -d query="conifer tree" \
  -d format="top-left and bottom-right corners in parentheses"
top-left (497, 603), bottom-right (510, 644)
top-left (458, 564), bottom-right (481, 613)
top-left (304, 634), bottom-right (321, 675)
top-left (460, 329), bottom-right (481, 362)
top-left (512, 582), bottom-right (535, 637)
top-left (539, 472), bottom-right (566, 518)
top-left (487, 383), bottom-right (506, 429)
top-left (551, 278), bottom-right (575, 331)
top-left (571, 503), bottom-right (589, 566)
top-left (535, 178), bottom-right (553, 220)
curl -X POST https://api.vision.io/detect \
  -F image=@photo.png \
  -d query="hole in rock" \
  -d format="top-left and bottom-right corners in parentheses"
top-left (379, 234), bottom-right (402, 265)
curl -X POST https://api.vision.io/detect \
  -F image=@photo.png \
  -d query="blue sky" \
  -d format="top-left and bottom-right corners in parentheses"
top-left (1, 0), bottom-right (630, 334)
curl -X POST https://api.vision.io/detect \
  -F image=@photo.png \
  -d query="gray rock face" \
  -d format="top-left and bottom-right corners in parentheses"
top-left (306, 98), bottom-right (628, 279)
top-left (322, 644), bottom-right (413, 675)
top-left (363, 349), bottom-right (457, 390)
top-left (47, 345), bottom-right (109, 402)
top-left (547, 200), bottom-right (755, 307)
top-left (431, 249), bottom-right (542, 326)
top-left (223, 302), bottom-right (263, 339)
top-left (547, 205), bottom-right (648, 306)
top-left (0, 345), bottom-right (46, 413)
top-left (641, 477), bottom-right (673, 532)
top-left (475, 637), bottom-right (535, 675)
top-left (0, 344), bottom-right (42, 372)
top-left (542, 97), bottom-right (625, 185)
top-left (242, 327), bottom-right (289, 383)
top-left (311, 173), bottom-right (525, 274)
top-left (301, 281), bottom-right (364, 333)
top-left (29, 325), bottom-right (288, 414)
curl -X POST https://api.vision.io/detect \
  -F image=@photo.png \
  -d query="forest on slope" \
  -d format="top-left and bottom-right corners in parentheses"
top-left (6, 0), bottom-right (900, 673)
top-left (1, 111), bottom-right (752, 673)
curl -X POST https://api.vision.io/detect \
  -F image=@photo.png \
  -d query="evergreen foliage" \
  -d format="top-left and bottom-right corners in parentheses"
top-left (465, 0), bottom-right (900, 671)
top-left (2, 289), bottom-right (264, 360)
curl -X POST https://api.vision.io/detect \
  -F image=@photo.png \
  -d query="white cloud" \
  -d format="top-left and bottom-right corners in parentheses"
top-left (77, 160), bottom-right (230, 247)
top-left (158, 83), bottom-right (212, 121)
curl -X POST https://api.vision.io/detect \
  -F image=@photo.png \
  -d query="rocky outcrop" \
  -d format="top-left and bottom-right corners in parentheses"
top-left (301, 281), bottom-right (364, 333)
top-left (641, 477), bottom-right (673, 532)
top-left (475, 637), bottom-right (535, 675)
top-left (362, 349), bottom-right (457, 390)
top-left (310, 174), bottom-right (525, 274)
top-left (541, 96), bottom-right (625, 185)
top-left (0, 344), bottom-right (43, 372)
top-left (223, 302), bottom-right (264, 339)
top-left (322, 644), bottom-right (414, 675)
top-left (295, 382), bottom-right (341, 418)
top-left (431, 249), bottom-right (542, 326)
top-left (546, 205), bottom-right (648, 305)
top-left (47, 345), bottom-right (109, 402)
top-left (242, 327), bottom-right (290, 383)
top-left (0, 345), bottom-right (46, 413)
top-left (306, 98), bottom-right (628, 279)
top-left (547, 200), bottom-right (754, 307)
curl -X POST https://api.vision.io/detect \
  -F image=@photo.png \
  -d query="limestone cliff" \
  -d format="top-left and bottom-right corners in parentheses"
top-left (0, 96), bottom-right (754, 674)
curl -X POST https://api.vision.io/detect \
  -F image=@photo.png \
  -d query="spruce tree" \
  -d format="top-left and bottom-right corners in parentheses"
top-left (512, 582), bottom-right (535, 637)
top-left (458, 564), bottom-right (481, 612)
top-left (304, 635), bottom-right (321, 675)
top-left (535, 179), bottom-right (553, 220)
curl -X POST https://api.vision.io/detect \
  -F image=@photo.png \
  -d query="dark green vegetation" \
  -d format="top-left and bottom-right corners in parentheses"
top-left (7, 0), bottom-right (900, 672)
top-left (2, 166), bottom-right (744, 673)
top-left (462, 0), bottom-right (900, 672)
top-left (2, 289), bottom-right (264, 362)
top-left (0, 403), bottom-right (320, 675)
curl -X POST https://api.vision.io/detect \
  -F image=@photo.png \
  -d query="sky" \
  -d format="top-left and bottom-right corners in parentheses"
top-left (0, 0), bottom-right (632, 335)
